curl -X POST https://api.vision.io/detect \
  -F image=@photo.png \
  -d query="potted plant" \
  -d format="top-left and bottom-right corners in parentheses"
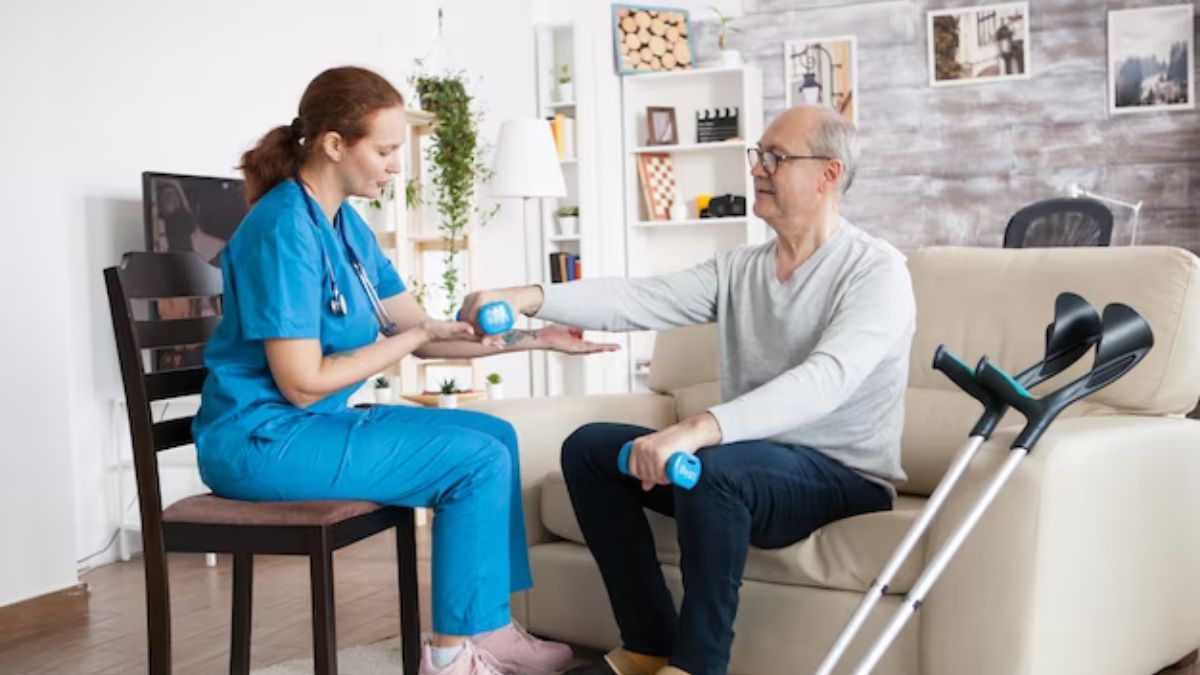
top-left (485, 372), bottom-right (504, 400)
top-left (556, 205), bottom-right (580, 236)
top-left (414, 70), bottom-right (497, 318)
top-left (372, 374), bottom-right (393, 404)
top-left (437, 378), bottom-right (459, 409)
top-left (555, 63), bottom-right (573, 103)
top-left (710, 6), bottom-right (743, 67)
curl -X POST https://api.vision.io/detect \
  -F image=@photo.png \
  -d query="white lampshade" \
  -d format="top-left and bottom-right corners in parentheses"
top-left (488, 119), bottom-right (567, 198)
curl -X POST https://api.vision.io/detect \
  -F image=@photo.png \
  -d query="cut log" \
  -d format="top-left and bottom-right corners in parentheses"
top-left (634, 11), bottom-right (650, 28)
top-left (650, 35), bottom-right (667, 56)
top-left (640, 47), bottom-right (653, 63)
top-left (650, 18), bottom-right (666, 35)
top-left (621, 16), bottom-right (636, 34)
top-left (625, 32), bottom-right (641, 50)
top-left (674, 42), bottom-right (691, 65)
top-left (662, 52), bottom-right (677, 69)
top-left (666, 26), bottom-right (680, 42)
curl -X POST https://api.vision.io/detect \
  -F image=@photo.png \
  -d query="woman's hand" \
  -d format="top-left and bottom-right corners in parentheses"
top-left (536, 324), bottom-right (621, 354)
top-left (627, 413), bottom-right (723, 491)
top-left (419, 319), bottom-right (478, 342)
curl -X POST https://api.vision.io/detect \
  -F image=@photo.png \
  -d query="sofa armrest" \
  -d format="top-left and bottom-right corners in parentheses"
top-left (467, 393), bottom-right (677, 546)
top-left (920, 415), bottom-right (1200, 675)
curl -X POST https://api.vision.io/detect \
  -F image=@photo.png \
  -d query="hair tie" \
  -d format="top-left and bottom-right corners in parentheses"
top-left (289, 117), bottom-right (304, 143)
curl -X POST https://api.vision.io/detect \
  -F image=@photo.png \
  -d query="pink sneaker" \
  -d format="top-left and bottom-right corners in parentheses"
top-left (473, 621), bottom-right (575, 675)
top-left (420, 641), bottom-right (506, 675)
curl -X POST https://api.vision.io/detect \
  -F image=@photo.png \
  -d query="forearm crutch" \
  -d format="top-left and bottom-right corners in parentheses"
top-left (848, 303), bottom-right (1154, 675)
top-left (813, 292), bottom-right (1102, 675)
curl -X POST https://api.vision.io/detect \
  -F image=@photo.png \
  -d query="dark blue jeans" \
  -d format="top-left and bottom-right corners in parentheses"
top-left (560, 423), bottom-right (892, 675)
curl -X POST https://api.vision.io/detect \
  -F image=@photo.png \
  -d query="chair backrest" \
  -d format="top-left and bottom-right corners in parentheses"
top-left (1003, 197), bottom-right (1114, 248)
top-left (104, 252), bottom-right (223, 535)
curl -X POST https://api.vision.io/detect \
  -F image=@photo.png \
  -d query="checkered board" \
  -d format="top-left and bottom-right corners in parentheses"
top-left (636, 153), bottom-right (676, 221)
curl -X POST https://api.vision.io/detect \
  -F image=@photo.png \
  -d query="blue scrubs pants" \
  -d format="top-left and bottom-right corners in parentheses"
top-left (199, 405), bottom-right (532, 636)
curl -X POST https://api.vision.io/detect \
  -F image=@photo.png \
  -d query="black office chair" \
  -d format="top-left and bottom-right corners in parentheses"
top-left (1003, 198), bottom-right (1114, 248)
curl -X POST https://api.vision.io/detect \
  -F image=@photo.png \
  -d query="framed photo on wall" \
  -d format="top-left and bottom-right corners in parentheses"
top-left (646, 106), bottom-right (678, 145)
top-left (1108, 4), bottom-right (1194, 115)
top-left (927, 2), bottom-right (1030, 87)
top-left (784, 36), bottom-right (858, 124)
top-left (612, 5), bottom-right (693, 74)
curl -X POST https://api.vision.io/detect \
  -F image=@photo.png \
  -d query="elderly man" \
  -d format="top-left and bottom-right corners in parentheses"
top-left (461, 105), bottom-right (916, 675)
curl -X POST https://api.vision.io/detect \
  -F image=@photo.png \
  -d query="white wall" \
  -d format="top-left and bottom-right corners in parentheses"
top-left (0, 0), bottom-right (535, 607)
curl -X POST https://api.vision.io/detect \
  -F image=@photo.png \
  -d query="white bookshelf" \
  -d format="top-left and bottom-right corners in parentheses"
top-left (529, 21), bottom-right (617, 397)
top-left (621, 65), bottom-right (765, 392)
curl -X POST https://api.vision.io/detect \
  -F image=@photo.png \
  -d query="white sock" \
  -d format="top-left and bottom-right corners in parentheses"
top-left (431, 644), bottom-right (465, 669)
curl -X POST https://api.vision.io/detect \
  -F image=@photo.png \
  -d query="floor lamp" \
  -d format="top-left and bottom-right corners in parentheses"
top-left (488, 119), bottom-right (568, 395)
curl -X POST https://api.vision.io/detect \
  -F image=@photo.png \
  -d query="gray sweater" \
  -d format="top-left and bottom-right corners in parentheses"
top-left (535, 220), bottom-right (916, 491)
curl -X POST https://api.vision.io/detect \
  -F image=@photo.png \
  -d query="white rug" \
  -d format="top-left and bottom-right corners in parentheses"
top-left (251, 637), bottom-right (408, 675)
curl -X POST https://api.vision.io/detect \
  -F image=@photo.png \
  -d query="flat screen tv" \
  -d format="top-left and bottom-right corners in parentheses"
top-left (141, 172), bottom-right (249, 370)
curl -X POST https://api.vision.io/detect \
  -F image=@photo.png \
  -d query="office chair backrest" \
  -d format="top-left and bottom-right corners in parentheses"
top-left (1003, 197), bottom-right (1114, 248)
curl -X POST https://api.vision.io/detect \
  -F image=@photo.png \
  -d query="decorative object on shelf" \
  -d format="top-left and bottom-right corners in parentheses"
top-left (646, 106), bottom-right (679, 145)
top-left (704, 194), bottom-right (746, 218)
top-left (372, 374), bottom-right (393, 404)
top-left (547, 113), bottom-right (576, 159)
top-left (784, 36), bottom-right (858, 123)
top-left (695, 107), bottom-right (740, 143)
top-left (709, 5), bottom-right (743, 67)
top-left (669, 191), bottom-right (688, 221)
top-left (413, 70), bottom-right (495, 318)
top-left (612, 5), bottom-right (693, 74)
top-left (927, 2), bottom-right (1030, 87)
top-left (636, 153), bottom-right (678, 221)
top-left (556, 205), bottom-right (580, 235)
top-left (555, 63), bottom-right (574, 103)
top-left (437, 378), bottom-right (460, 409)
top-left (486, 372), bottom-right (505, 400)
top-left (695, 194), bottom-right (713, 216)
top-left (1108, 4), bottom-right (1193, 115)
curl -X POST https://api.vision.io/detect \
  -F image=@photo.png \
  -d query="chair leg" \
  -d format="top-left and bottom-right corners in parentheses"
top-left (396, 511), bottom-right (422, 675)
top-left (310, 532), bottom-right (338, 675)
top-left (144, 541), bottom-right (172, 675)
top-left (230, 553), bottom-right (253, 675)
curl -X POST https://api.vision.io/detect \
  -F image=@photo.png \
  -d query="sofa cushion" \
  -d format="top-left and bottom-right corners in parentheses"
top-left (540, 472), bottom-right (926, 594)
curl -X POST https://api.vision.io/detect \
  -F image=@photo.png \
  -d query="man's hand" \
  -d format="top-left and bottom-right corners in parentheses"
top-left (628, 412), bottom-right (723, 491)
top-left (536, 324), bottom-right (621, 354)
top-left (460, 286), bottom-right (545, 333)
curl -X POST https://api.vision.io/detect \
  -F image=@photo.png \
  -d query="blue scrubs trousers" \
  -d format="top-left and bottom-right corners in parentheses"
top-left (199, 405), bottom-right (532, 636)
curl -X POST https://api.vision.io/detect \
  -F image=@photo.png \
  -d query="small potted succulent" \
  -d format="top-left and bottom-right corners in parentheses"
top-left (372, 374), bottom-right (393, 404)
top-left (485, 372), bottom-right (504, 400)
top-left (437, 378), bottom-right (459, 409)
top-left (555, 63), bottom-right (573, 103)
top-left (556, 205), bottom-right (579, 236)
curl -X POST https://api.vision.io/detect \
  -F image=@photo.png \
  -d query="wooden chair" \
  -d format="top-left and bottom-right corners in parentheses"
top-left (104, 251), bottom-right (421, 675)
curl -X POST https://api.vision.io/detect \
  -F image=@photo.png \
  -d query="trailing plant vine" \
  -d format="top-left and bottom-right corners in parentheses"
top-left (412, 69), bottom-right (497, 318)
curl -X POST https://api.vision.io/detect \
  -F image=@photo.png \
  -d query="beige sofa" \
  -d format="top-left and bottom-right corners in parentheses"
top-left (468, 246), bottom-right (1200, 675)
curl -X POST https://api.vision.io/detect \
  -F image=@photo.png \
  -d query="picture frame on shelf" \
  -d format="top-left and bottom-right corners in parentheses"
top-left (635, 153), bottom-right (677, 221)
top-left (927, 2), bottom-right (1030, 87)
top-left (784, 36), bottom-right (858, 124)
top-left (646, 106), bottom-right (678, 145)
top-left (1107, 3), bottom-right (1194, 115)
top-left (612, 4), bottom-right (694, 74)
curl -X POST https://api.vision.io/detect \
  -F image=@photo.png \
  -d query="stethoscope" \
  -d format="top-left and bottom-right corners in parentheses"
top-left (295, 177), bottom-right (399, 336)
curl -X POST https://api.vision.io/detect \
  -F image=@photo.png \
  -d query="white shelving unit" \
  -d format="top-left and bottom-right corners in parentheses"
top-left (620, 65), bottom-right (765, 392)
top-left (529, 20), bottom-right (618, 397)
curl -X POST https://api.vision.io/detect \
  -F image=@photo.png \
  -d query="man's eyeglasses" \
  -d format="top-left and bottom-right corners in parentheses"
top-left (746, 147), bottom-right (832, 175)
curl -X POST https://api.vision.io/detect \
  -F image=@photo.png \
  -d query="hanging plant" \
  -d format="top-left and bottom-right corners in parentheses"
top-left (412, 70), bottom-right (497, 318)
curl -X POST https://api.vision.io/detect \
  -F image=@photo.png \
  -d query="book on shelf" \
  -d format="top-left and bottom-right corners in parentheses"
top-left (545, 113), bottom-right (576, 160)
top-left (548, 252), bottom-right (583, 283)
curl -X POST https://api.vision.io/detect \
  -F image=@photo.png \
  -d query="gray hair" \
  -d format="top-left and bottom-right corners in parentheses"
top-left (807, 110), bottom-right (860, 195)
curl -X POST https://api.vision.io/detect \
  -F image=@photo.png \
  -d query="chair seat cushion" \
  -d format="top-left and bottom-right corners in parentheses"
top-left (540, 472), bottom-right (927, 594)
top-left (162, 493), bottom-right (382, 526)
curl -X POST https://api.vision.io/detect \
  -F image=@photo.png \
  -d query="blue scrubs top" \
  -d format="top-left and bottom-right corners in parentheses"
top-left (193, 179), bottom-right (405, 448)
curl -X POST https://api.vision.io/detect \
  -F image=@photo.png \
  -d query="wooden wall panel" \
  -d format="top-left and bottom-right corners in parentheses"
top-left (691, 0), bottom-right (1200, 252)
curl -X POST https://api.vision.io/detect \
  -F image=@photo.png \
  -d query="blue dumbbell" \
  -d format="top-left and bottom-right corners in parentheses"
top-left (617, 441), bottom-right (702, 490)
top-left (458, 301), bottom-right (516, 335)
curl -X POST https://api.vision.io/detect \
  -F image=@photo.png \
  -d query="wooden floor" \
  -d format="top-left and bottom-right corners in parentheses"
top-left (1, 523), bottom-right (1196, 675)
top-left (0, 526), bottom-right (433, 675)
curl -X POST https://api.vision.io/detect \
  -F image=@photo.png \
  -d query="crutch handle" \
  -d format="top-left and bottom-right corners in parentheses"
top-left (933, 346), bottom-right (1009, 438)
top-left (976, 303), bottom-right (1153, 449)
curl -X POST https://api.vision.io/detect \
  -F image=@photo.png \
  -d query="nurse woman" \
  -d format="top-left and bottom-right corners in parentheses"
top-left (193, 66), bottom-right (616, 675)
